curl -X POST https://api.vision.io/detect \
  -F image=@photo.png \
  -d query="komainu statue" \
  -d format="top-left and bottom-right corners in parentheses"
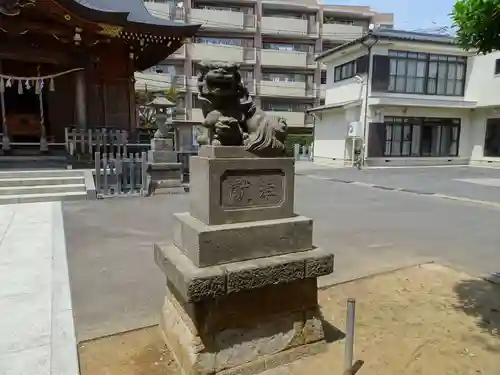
top-left (0, 0), bottom-right (35, 16)
top-left (195, 62), bottom-right (288, 157)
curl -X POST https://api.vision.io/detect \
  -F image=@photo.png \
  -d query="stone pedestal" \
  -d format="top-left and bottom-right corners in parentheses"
top-left (146, 138), bottom-right (185, 195)
top-left (155, 146), bottom-right (334, 375)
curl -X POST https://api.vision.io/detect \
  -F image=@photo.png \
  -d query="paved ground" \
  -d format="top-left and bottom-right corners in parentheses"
top-left (64, 166), bottom-right (500, 342)
top-left (0, 202), bottom-right (78, 375)
top-left (297, 163), bottom-right (500, 204)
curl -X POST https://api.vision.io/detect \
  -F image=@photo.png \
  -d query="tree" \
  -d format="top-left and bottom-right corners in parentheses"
top-left (135, 87), bottom-right (180, 128)
top-left (452, 0), bottom-right (500, 54)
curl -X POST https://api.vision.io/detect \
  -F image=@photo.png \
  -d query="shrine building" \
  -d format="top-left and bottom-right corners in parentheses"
top-left (0, 0), bottom-right (199, 152)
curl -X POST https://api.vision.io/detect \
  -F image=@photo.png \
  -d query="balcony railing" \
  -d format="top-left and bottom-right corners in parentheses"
top-left (261, 49), bottom-right (315, 68)
top-left (261, 16), bottom-right (308, 36)
top-left (259, 81), bottom-right (308, 98)
top-left (191, 8), bottom-right (255, 30)
top-left (322, 23), bottom-right (364, 42)
top-left (171, 45), bottom-right (186, 59)
top-left (190, 43), bottom-right (255, 64)
top-left (267, 111), bottom-right (308, 127)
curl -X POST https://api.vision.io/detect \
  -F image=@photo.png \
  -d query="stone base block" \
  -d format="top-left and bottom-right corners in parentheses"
top-left (147, 162), bottom-right (184, 195)
top-left (189, 146), bottom-right (295, 226)
top-left (160, 279), bottom-right (326, 375)
top-left (154, 243), bottom-right (334, 303)
top-left (148, 150), bottom-right (178, 163)
top-left (151, 138), bottom-right (174, 151)
top-left (173, 212), bottom-right (314, 267)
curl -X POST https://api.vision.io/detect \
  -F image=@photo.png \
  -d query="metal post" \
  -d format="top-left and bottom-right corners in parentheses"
top-left (344, 298), bottom-right (356, 371)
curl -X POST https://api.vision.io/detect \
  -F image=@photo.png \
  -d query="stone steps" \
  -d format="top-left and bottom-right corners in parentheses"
top-left (0, 170), bottom-right (88, 204)
top-left (0, 176), bottom-right (84, 187)
top-left (0, 191), bottom-right (87, 205)
top-left (0, 184), bottom-right (85, 196)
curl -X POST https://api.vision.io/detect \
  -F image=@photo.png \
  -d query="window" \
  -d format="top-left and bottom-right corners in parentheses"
top-left (261, 100), bottom-right (308, 112)
top-left (388, 51), bottom-right (466, 96)
top-left (262, 73), bottom-right (305, 82)
top-left (197, 37), bottom-right (242, 46)
top-left (383, 117), bottom-right (460, 157)
top-left (484, 118), bottom-right (500, 157)
top-left (197, 5), bottom-right (241, 12)
top-left (495, 59), bottom-right (500, 75)
top-left (321, 70), bottom-right (327, 84)
top-left (334, 60), bottom-right (356, 82)
top-left (323, 16), bottom-right (354, 25)
top-left (262, 43), bottom-right (309, 52)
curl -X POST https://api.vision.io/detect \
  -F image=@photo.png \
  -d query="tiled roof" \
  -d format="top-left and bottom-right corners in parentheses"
top-left (72, 0), bottom-right (184, 26)
top-left (316, 28), bottom-right (457, 61)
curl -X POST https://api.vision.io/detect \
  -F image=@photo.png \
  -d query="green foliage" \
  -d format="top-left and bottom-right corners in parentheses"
top-left (285, 134), bottom-right (313, 156)
top-left (135, 88), bottom-right (180, 128)
top-left (452, 0), bottom-right (500, 53)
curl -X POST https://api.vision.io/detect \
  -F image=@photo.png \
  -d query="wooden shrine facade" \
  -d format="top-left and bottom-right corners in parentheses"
top-left (0, 0), bottom-right (199, 151)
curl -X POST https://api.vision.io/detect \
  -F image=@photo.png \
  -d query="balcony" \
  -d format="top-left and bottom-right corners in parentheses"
top-left (259, 81), bottom-right (310, 98)
top-left (322, 23), bottom-right (364, 42)
top-left (320, 84), bottom-right (326, 99)
top-left (170, 45), bottom-right (186, 59)
top-left (261, 16), bottom-right (308, 36)
top-left (191, 108), bottom-right (205, 122)
top-left (261, 49), bottom-right (315, 68)
top-left (144, 2), bottom-right (184, 21)
top-left (134, 72), bottom-right (186, 92)
top-left (268, 111), bottom-right (308, 128)
top-left (190, 43), bottom-right (255, 64)
top-left (190, 8), bottom-right (255, 30)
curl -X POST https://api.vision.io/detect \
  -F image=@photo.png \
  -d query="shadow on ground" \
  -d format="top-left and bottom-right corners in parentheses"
top-left (453, 274), bottom-right (500, 340)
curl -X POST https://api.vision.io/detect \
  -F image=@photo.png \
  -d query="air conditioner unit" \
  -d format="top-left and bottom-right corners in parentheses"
top-left (347, 121), bottom-right (362, 138)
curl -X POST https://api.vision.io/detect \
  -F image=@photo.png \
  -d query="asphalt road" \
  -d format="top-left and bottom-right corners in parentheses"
top-left (63, 167), bottom-right (500, 341)
top-left (297, 164), bottom-right (500, 204)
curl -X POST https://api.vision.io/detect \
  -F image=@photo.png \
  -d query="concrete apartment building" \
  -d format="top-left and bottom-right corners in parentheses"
top-left (137, 0), bottom-right (393, 133)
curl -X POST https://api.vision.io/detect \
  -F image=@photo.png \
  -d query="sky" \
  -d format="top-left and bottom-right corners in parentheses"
top-left (326, 0), bottom-right (456, 31)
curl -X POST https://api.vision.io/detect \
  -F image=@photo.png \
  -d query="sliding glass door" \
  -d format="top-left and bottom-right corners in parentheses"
top-left (382, 117), bottom-right (460, 157)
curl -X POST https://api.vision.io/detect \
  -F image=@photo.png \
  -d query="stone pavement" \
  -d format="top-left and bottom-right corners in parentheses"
top-left (0, 202), bottom-right (78, 375)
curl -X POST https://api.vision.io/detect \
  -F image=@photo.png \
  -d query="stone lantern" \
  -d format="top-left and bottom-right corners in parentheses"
top-left (145, 96), bottom-right (185, 195)
top-left (147, 96), bottom-right (176, 151)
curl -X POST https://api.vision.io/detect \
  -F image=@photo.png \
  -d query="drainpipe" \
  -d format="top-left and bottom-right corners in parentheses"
top-left (360, 32), bottom-right (379, 166)
top-left (310, 112), bottom-right (318, 161)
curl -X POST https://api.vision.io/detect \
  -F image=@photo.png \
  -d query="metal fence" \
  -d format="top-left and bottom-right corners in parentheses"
top-left (94, 151), bottom-right (148, 198)
top-left (294, 144), bottom-right (313, 161)
top-left (65, 128), bottom-right (150, 161)
top-left (92, 144), bottom-right (310, 198)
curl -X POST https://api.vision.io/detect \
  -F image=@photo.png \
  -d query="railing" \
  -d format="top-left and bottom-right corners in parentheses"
top-left (294, 144), bottom-right (313, 161)
top-left (65, 128), bottom-right (150, 161)
top-left (94, 151), bottom-right (148, 198)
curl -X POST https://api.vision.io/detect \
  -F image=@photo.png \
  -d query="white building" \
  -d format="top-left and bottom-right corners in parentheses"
top-left (309, 28), bottom-right (500, 167)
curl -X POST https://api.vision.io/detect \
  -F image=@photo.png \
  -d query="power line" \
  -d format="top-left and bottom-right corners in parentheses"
top-left (135, 75), bottom-right (324, 95)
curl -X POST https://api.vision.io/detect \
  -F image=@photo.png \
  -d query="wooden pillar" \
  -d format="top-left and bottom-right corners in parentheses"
top-left (75, 70), bottom-right (87, 130)
top-left (0, 60), bottom-right (10, 151)
top-left (128, 54), bottom-right (137, 132)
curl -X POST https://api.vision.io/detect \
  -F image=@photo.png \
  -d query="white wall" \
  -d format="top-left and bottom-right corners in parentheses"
top-left (314, 111), bottom-right (348, 164)
top-left (465, 51), bottom-right (500, 107)
top-left (322, 45), bottom-right (367, 106)
top-left (325, 79), bottom-right (363, 105)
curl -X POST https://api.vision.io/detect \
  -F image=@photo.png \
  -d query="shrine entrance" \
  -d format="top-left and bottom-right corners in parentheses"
top-left (3, 77), bottom-right (50, 143)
